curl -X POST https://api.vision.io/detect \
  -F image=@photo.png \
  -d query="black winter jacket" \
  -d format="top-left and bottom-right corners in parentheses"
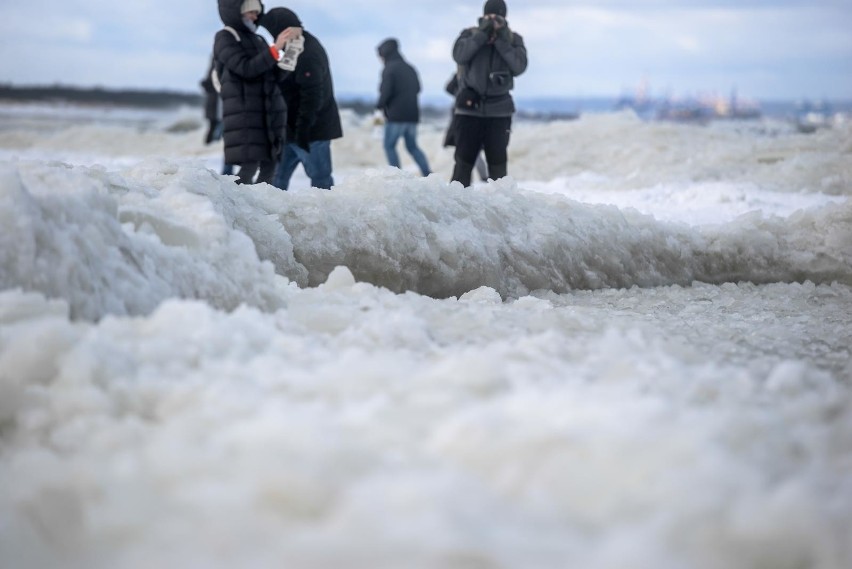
top-left (260, 9), bottom-right (343, 146)
top-left (452, 23), bottom-right (527, 118)
top-left (213, 0), bottom-right (286, 165)
top-left (377, 41), bottom-right (422, 123)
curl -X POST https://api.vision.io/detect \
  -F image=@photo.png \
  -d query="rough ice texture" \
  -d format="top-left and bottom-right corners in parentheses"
top-left (1, 104), bottom-right (851, 569)
top-left (2, 162), bottom-right (850, 321)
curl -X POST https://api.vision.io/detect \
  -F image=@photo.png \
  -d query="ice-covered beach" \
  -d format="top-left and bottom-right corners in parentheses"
top-left (1, 103), bottom-right (851, 568)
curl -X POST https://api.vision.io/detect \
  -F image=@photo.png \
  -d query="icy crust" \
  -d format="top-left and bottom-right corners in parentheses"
top-left (3, 161), bottom-right (850, 320)
top-left (261, 169), bottom-right (852, 296)
top-left (0, 282), bottom-right (850, 569)
top-left (0, 162), bottom-right (287, 320)
top-left (507, 113), bottom-right (852, 195)
top-left (3, 107), bottom-right (851, 196)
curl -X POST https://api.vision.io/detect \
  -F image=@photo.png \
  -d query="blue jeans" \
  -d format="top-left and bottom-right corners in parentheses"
top-left (384, 122), bottom-right (431, 176)
top-left (274, 140), bottom-right (334, 191)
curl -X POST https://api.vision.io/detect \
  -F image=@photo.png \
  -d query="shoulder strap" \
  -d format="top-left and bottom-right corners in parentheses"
top-left (211, 68), bottom-right (222, 93)
top-left (212, 27), bottom-right (242, 93)
top-left (222, 26), bottom-right (241, 42)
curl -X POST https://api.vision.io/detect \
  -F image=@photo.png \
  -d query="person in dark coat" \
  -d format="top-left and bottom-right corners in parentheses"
top-left (213, 0), bottom-right (291, 185)
top-left (376, 38), bottom-right (431, 177)
top-left (200, 55), bottom-right (233, 175)
top-left (260, 8), bottom-right (343, 191)
top-left (451, 0), bottom-right (527, 187)
top-left (201, 57), bottom-right (223, 145)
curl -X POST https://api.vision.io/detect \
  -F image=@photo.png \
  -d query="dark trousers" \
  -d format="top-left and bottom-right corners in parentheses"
top-left (452, 115), bottom-right (512, 187)
top-left (236, 161), bottom-right (276, 185)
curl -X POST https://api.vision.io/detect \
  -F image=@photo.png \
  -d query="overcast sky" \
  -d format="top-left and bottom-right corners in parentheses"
top-left (1, 0), bottom-right (850, 102)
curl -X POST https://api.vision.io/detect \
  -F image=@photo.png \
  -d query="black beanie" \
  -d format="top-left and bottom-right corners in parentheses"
top-left (260, 7), bottom-right (302, 37)
top-left (483, 0), bottom-right (507, 17)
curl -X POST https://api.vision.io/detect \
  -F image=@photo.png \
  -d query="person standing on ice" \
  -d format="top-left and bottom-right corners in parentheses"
top-left (200, 55), bottom-right (233, 176)
top-left (260, 8), bottom-right (343, 191)
top-left (213, 0), bottom-right (294, 185)
top-left (375, 38), bottom-right (431, 177)
top-left (450, 0), bottom-right (527, 187)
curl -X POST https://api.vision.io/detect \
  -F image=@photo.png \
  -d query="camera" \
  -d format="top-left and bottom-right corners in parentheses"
top-left (477, 16), bottom-right (495, 32)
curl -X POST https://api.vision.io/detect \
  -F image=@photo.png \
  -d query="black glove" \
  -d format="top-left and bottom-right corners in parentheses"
top-left (477, 17), bottom-right (494, 34)
top-left (495, 22), bottom-right (511, 42)
top-left (204, 120), bottom-right (221, 145)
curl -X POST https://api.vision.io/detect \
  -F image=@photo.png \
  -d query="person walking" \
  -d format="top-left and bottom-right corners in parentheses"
top-left (376, 38), bottom-right (431, 177)
top-left (213, 0), bottom-right (293, 185)
top-left (450, 0), bottom-right (527, 187)
top-left (261, 8), bottom-right (343, 191)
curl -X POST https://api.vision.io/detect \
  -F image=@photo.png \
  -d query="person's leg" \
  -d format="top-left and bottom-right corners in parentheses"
top-left (273, 144), bottom-right (302, 191)
top-left (237, 162), bottom-right (259, 184)
top-left (301, 140), bottom-right (334, 190)
top-left (383, 123), bottom-right (403, 168)
top-left (222, 162), bottom-right (234, 176)
top-left (402, 123), bottom-right (431, 176)
top-left (482, 116), bottom-right (512, 180)
top-left (443, 113), bottom-right (458, 148)
top-left (452, 115), bottom-right (485, 187)
top-left (256, 160), bottom-right (277, 185)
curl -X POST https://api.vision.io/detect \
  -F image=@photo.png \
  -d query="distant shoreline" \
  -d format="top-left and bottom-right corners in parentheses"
top-left (3, 84), bottom-right (850, 121)
top-left (0, 84), bottom-right (204, 109)
top-left (0, 84), bottom-right (580, 121)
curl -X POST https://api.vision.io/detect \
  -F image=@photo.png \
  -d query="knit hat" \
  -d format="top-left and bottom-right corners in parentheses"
top-left (240, 0), bottom-right (262, 14)
top-left (483, 0), bottom-right (507, 17)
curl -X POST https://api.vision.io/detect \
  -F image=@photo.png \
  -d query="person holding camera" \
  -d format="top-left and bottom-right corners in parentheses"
top-left (450, 0), bottom-right (527, 187)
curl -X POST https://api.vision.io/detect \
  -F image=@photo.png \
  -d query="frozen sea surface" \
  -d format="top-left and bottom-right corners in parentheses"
top-left (0, 103), bottom-right (850, 569)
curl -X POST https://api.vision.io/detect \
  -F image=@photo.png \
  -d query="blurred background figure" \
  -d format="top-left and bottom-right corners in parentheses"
top-left (200, 55), bottom-right (233, 176)
top-left (376, 38), bottom-right (431, 177)
top-left (261, 7), bottom-right (342, 191)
